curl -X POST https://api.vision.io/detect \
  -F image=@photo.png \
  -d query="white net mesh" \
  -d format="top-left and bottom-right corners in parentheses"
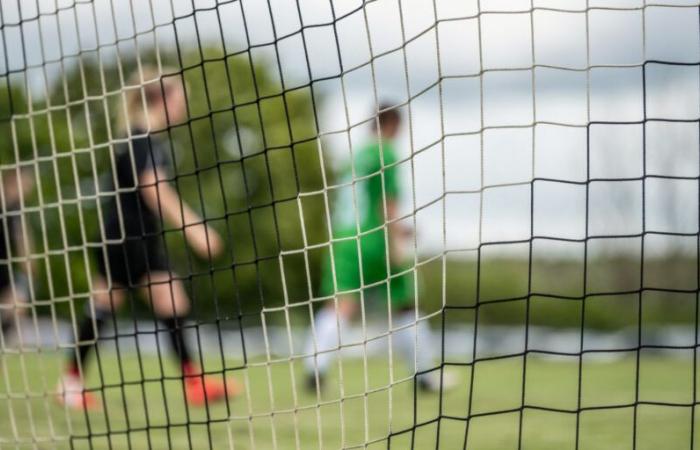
top-left (1, 0), bottom-right (699, 449)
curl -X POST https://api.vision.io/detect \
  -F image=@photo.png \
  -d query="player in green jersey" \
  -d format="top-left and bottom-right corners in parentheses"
top-left (304, 105), bottom-right (448, 392)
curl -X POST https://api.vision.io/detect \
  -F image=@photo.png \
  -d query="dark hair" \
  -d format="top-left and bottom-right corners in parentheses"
top-left (372, 103), bottom-right (401, 131)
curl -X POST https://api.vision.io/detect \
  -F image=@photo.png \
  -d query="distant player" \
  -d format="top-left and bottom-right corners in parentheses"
top-left (304, 104), bottom-right (449, 392)
top-left (58, 67), bottom-right (241, 409)
top-left (0, 168), bottom-right (34, 343)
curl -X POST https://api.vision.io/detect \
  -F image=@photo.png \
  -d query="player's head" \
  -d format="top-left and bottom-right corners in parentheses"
top-left (122, 66), bottom-right (187, 133)
top-left (372, 104), bottom-right (401, 140)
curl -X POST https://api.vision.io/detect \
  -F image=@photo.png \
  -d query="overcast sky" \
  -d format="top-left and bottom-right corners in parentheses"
top-left (1, 0), bottom-right (699, 256)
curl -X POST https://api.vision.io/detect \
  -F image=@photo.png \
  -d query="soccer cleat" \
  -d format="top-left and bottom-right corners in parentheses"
top-left (182, 364), bottom-right (242, 406)
top-left (417, 371), bottom-right (459, 393)
top-left (304, 372), bottom-right (325, 393)
top-left (56, 373), bottom-right (100, 411)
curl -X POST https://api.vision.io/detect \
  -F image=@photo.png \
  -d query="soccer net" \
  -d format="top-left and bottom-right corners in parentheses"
top-left (1, 0), bottom-right (700, 449)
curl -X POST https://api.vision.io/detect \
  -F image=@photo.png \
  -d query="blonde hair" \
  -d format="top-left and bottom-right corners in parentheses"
top-left (118, 65), bottom-right (184, 134)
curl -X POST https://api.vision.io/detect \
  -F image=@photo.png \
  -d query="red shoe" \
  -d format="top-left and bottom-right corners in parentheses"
top-left (56, 373), bottom-right (101, 411)
top-left (182, 363), bottom-right (242, 406)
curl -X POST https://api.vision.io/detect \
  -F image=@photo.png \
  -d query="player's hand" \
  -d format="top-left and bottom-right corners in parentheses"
top-left (389, 223), bottom-right (413, 265)
top-left (389, 223), bottom-right (414, 242)
top-left (398, 224), bottom-right (413, 240)
top-left (186, 223), bottom-right (224, 259)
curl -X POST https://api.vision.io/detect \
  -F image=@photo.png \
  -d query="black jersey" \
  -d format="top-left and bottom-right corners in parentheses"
top-left (103, 131), bottom-right (173, 241)
top-left (97, 131), bottom-right (174, 286)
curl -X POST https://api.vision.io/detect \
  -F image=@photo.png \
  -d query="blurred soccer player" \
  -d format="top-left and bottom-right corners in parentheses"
top-left (304, 104), bottom-right (451, 392)
top-left (58, 67), bottom-right (240, 410)
top-left (0, 168), bottom-right (34, 343)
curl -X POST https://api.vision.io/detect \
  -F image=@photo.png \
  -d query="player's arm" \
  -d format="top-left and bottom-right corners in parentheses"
top-left (12, 217), bottom-right (35, 278)
top-left (386, 199), bottom-right (400, 225)
top-left (139, 168), bottom-right (223, 259)
top-left (386, 197), bottom-right (412, 264)
top-left (386, 198), bottom-right (401, 254)
top-left (382, 151), bottom-right (411, 264)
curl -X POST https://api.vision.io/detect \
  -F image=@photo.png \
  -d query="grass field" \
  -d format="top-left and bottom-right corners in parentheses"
top-left (1, 350), bottom-right (697, 449)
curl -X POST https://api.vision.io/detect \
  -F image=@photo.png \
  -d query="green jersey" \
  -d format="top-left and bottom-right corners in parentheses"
top-left (321, 139), bottom-right (412, 307)
top-left (331, 140), bottom-right (400, 238)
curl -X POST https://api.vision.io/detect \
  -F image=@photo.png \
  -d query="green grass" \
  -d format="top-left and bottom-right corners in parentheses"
top-left (1, 351), bottom-right (697, 449)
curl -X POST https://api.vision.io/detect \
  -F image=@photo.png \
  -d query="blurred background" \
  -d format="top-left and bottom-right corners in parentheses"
top-left (0, 0), bottom-right (699, 354)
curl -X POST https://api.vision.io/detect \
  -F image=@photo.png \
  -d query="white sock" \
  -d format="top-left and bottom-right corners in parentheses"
top-left (304, 306), bottom-right (347, 376)
top-left (393, 310), bottom-right (436, 378)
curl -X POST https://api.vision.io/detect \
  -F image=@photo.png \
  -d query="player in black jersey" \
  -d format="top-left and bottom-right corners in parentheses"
top-left (58, 67), bottom-right (241, 409)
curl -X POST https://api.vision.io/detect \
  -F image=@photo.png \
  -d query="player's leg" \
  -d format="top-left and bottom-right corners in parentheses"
top-left (140, 271), bottom-right (191, 363)
top-left (387, 266), bottom-right (443, 391)
top-left (142, 271), bottom-right (241, 405)
top-left (304, 238), bottom-right (361, 390)
top-left (0, 262), bottom-right (13, 338)
top-left (58, 238), bottom-right (139, 409)
top-left (388, 269), bottom-right (456, 392)
top-left (304, 294), bottom-right (357, 390)
top-left (58, 274), bottom-right (125, 409)
top-left (0, 288), bottom-right (13, 338)
top-left (68, 276), bottom-right (124, 375)
top-left (1, 273), bottom-right (32, 343)
top-left (393, 309), bottom-right (438, 390)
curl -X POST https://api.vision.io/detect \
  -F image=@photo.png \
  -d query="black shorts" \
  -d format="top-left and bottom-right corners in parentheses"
top-left (96, 235), bottom-right (169, 288)
top-left (0, 263), bottom-right (9, 293)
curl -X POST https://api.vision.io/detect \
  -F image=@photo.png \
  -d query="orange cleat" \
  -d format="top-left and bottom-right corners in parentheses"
top-left (182, 363), bottom-right (242, 406)
top-left (56, 373), bottom-right (101, 411)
